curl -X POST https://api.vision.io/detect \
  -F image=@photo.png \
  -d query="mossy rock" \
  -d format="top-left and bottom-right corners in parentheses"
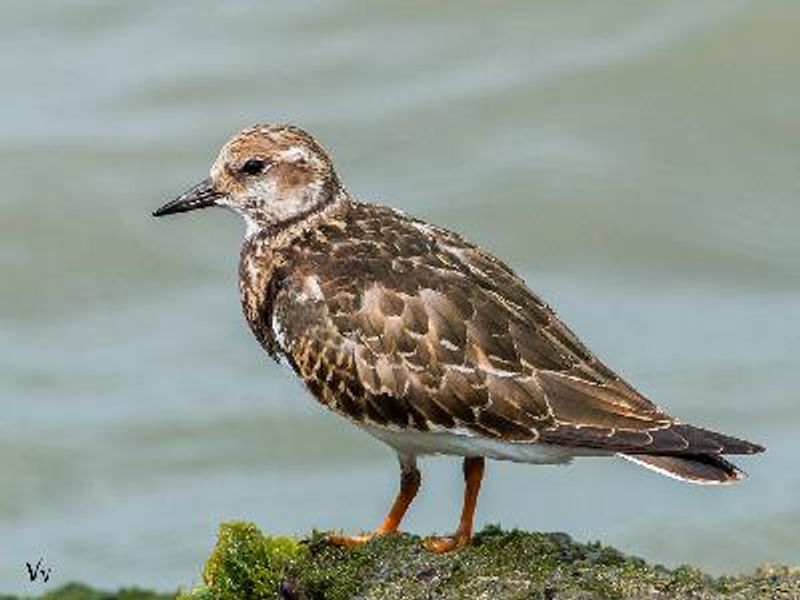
top-left (177, 521), bottom-right (800, 600)
top-left (0, 582), bottom-right (175, 600)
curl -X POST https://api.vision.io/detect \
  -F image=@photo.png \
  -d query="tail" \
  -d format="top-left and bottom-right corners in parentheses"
top-left (619, 424), bottom-right (765, 485)
top-left (620, 453), bottom-right (744, 485)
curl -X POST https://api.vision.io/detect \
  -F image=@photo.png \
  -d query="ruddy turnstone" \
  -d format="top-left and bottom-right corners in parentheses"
top-left (154, 124), bottom-right (764, 552)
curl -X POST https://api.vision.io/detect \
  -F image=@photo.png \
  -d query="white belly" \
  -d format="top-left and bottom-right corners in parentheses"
top-left (359, 423), bottom-right (605, 464)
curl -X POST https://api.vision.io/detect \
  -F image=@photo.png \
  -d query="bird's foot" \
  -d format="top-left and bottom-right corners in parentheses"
top-left (423, 532), bottom-right (471, 553)
top-left (327, 530), bottom-right (386, 547)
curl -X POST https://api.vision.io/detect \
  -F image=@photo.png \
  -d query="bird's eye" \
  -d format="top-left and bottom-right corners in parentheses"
top-left (240, 158), bottom-right (267, 175)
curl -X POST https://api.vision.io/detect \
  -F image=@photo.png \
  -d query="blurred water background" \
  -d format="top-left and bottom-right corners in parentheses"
top-left (1, 0), bottom-right (798, 594)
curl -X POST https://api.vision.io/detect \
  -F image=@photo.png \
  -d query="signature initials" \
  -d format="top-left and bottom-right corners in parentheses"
top-left (26, 558), bottom-right (52, 582)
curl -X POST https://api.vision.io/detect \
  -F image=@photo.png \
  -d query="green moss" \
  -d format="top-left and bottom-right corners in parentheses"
top-left (179, 522), bottom-right (800, 600)
top-left (179, 522), bottom-right (305, 600)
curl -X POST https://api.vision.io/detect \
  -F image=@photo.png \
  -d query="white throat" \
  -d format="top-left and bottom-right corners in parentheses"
top-left (235, 186), bottom-right (349, 240)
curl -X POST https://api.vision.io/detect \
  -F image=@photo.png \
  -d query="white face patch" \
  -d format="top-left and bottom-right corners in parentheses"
top-left (278, 145), bottom-right (314, 164)
top-left (217, 166), bottom-right (323, 239)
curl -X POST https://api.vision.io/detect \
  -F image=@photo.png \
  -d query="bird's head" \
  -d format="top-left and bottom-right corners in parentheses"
top-left (154, 124), bottom-right (342, 235)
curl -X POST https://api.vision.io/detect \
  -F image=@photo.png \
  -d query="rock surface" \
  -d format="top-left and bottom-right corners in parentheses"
top-left (9, 522), bottom-right (798, 599)
top-left (179, 521), bottom-right (799, 600)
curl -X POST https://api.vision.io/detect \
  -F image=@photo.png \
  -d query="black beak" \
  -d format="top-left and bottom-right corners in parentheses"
top-left (153, 178), bottom-right (223, 217)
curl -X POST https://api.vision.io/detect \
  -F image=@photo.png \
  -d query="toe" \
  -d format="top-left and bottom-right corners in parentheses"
top-left (327, 532), bottom-right (375, 546)
top-left (423, 533), bottom-right (469, 553)
top-left (328, 530), bottom-right (389, 547)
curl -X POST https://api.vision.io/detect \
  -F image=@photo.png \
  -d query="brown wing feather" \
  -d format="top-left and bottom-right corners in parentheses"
top-left (268, 202), bottom-right (694, 453)
top-left (264, 201), bottom-right (768, 460)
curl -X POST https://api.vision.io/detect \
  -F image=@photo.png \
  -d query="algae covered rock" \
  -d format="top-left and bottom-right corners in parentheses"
top-left (0, 582), bottom-right (175, 600)
top-left (178, 521), bottom-right (800, 600)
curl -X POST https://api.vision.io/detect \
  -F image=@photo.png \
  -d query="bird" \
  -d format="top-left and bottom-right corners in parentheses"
top-left (153, 123), bottom-right (764, 553)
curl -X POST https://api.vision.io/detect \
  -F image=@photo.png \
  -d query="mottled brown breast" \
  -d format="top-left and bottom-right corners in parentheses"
top-left (239, 235), bottom-right (286, 359)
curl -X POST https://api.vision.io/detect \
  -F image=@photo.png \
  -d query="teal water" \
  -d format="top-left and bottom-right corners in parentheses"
top-left (1, 1), bottom-right (798, 593)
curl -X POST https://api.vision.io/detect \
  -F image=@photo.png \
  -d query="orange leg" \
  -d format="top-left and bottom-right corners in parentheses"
top-left (425, 456), bottom-right (485, 553)
top-left (329, 456), bottom-right (420, 546)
